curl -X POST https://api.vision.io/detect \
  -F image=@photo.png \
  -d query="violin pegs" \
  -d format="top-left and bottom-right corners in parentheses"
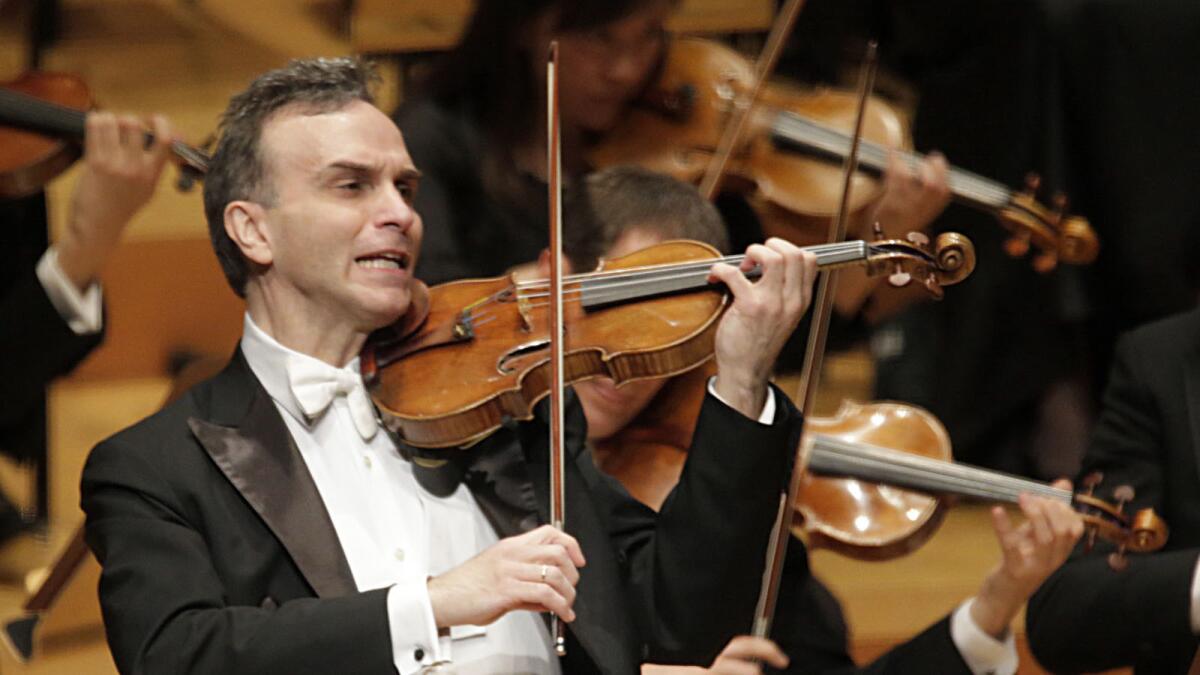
top-left (1053, 191), bottom-right (1070, 214)
top-left (887, 269), bottom-right (912, 287)
top-left (1112, 485), bottom-right (1135, 512)
top-left (1081, 471), bottom-right (1104, 495)
top-left (1024, 171), bottom-right (1042, 194)
top-left (1033, 250), bottom-right (1058, 273)
top-left (1083, 524), bottom-right (1098, 553)
top-left (922, 272), bottom-right (944, 299)
top-left (1107, 550), bottom-right (1130, 573)
top-left (1003, 231), bottom-right (1032, 258)
top-left (905, 231), bottom-right (931, 248)
top-left (872, 221), bottom-right (885, 241)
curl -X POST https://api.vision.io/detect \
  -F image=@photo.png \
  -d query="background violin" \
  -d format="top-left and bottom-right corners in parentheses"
top-left (363, 234), bottom-right (974, 448)
top-left (591, 38), bottom-right (1099, 272)
top-left (0, 71), bottom-right (209, 198)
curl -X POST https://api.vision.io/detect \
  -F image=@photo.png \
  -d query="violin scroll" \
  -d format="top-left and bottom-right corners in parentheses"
top-left (1073, 472), bottom-right (1169, 572)
top-left (863, 229), bottom-right (976, 299)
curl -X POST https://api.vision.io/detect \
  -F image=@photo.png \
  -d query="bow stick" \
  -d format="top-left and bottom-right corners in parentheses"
top-left (697, 0), bottom-right (808, 200)
top-left (752, 41), bottom-right (880, 639)
top-left (545, 40), bottom-right (568, 658)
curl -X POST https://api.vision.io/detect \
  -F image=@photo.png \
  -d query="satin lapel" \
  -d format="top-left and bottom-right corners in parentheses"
top-left (188, 362), bottom-right (357, 599)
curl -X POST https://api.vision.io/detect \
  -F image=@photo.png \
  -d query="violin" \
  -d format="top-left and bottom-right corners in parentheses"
top-left (363, 233), bottom-right (975, 448)
top-left (0, 71), bottom-right (209, 198)
top-left (594, 389), bottom-right (1169, 570)
top-left (591, 37), bottom-right (1099, 272)
top-left (796, 401), bottom-right (1168, 570)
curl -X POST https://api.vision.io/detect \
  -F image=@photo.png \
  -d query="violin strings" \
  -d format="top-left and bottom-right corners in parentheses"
top-left (826, 441), bottom-right (1069, 502)
top-left (772, 113), bottom-right (1013, 207)
top-left (809, 436), bottom-right (1071, 503)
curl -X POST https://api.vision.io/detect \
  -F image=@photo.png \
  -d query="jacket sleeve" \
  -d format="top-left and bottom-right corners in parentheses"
top-left (0, 265), bottom-right (103, 431)
top-left (582, 383), bottom-right (804, 664)
top-left (81, 436), bottom-right (397, 675)
top-left (1026, 331), bottom-right (1200, 673)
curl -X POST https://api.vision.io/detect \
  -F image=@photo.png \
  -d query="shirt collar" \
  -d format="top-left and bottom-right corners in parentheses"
top-left (239, 313), bottom-right (364, 428)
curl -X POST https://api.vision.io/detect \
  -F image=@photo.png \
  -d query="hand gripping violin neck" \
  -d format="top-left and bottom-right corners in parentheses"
top-left (362, 232), bottom-right (974, 449)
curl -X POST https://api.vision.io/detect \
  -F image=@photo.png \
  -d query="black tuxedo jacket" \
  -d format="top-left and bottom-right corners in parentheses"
top-left (1027, 307), bottom-right (1200, 673)
top-left (81, 351), bottom-right (803, 674)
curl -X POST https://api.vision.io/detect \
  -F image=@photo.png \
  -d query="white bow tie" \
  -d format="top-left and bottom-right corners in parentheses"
top-left (285, 355), bottom-right (378, 441)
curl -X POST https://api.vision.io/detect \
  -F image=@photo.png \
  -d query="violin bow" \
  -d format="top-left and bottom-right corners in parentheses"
top-left (751, 41), bottom-right (880, 640)
top-left (697, 0), bottom-right (807, 200)
top-left (546, 40), bottom-right (568, 658)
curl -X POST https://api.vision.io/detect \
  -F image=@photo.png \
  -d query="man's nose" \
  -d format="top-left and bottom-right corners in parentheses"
top-left (378, 184), bottom-right (416, 232)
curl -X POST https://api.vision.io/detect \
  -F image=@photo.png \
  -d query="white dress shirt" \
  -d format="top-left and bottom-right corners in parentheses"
top-left (36, 246), bottom-right (103, 335)
top-left (240, 315), bottom-right (558, 675)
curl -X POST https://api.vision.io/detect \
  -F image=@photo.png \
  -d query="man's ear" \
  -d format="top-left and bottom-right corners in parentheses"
top-left (224, 200), bottom-right (273, 266)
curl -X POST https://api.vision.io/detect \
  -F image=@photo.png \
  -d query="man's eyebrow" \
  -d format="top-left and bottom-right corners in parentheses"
top-left (320, 161), bottom-right (423, 180)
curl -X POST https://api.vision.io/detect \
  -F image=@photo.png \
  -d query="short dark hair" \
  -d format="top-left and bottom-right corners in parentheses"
top-left (203, 57), bottom-right (379, 296)
top-left (564, 165), bottom-right (729, 271)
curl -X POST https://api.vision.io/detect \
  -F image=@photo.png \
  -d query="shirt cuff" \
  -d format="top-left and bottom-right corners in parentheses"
top-left (706, 376), bottom-right (775, 424)
top-left (387, 580), bottom-right (443, 675)
top-left (950, 598), bottom-right (1018, 675)
top-left (1190, 555), bottom-right (1200, 633)
top-left (36, 246), bottom-right (103, 335)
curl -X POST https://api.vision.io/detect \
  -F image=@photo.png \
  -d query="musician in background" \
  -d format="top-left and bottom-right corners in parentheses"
top-left (1027, 306), bottom-right (1200, 673)
top-left (563, 165), bottom-right (1084, 675)
top-left (394, 0), bottom-right (950, 301)
top-left (0, 111), bottom-right (171, 540)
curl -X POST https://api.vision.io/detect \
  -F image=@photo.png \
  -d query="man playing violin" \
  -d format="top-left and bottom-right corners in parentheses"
top-left (0, 111), bottom-right (172, 541)
top-left (562, 165), bottom-right (1084, 675)
top-left (81, 57), bottom-right (823, 674)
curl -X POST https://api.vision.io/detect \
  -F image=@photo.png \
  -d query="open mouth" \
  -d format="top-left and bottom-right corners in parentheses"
top-left (355, 251), bottom-right (411, 271)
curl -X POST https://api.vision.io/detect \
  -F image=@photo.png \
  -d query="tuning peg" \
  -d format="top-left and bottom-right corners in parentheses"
top-left (887, 270), bottom-right (912, 287)
top-left (1033, 250), bottom-right (1058, 273)
top-left (922, 272), bottom-right (944, 299)
top-left (1003, 231), bottom-right (1032, 258)
top-left (1112, 485), bottom-right (1135, 512)
top-left (1081, 471), bottom-right (1103, 496)
top-left (1107, 550), bottom-right (1130, 572)
top-left (872, 221), bottom-right (885, 240)
top-left (905, 231), bottom-right (931, 248)
top-left (176, 173), bottom-right (196, 192)
top-left (1024, 172), bottom-right (1042, 194)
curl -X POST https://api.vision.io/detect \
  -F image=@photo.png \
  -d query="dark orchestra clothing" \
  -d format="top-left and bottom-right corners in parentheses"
top-left (1, 193), bottom-right (104, 535)
top-left (1027, 307), bottom-right (1200, 673)
top-left (394, 96), bottom-right (764, 287)
top-left (81, 349), bottom-right (803, 673)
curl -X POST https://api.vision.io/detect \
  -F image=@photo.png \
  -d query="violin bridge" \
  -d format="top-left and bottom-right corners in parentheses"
top-left (517, 293), bottom-right (534, 332)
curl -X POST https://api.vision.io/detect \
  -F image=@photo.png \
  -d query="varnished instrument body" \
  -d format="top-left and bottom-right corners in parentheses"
top-left (0, 72), bottom-right (91, 199)
top-left (367, 240), bottom-right (727, 448)
top-left (793, 400), bottom-right (950, 560)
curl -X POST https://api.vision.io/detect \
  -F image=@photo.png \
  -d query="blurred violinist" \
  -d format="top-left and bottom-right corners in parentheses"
top-left (0, 111), bottom-right (172, 542)
top-left (563, 166), bottom-right (1084, 675)
top-left (395, 0), bottom-right (951, 315)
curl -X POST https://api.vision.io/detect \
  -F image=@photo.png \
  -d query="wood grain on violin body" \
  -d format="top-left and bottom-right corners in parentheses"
top-left (592, 38), bottom-right (1099, 270)
top-left (364, 234), bottom-right (973, 448)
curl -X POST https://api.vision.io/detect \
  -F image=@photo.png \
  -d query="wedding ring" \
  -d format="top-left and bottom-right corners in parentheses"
top-left (539, 564), bottom-right (549, 582)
